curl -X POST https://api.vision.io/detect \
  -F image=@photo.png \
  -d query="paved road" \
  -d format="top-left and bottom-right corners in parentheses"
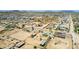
top-left (69, 15), bottom-right (79, 49)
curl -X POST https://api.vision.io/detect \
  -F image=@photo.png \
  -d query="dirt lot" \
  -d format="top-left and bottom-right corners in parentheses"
top-left (10, 30), bottom-right (32, 41)
top-left (0, 40), bottom-right (13, 48)
top-left (46, 35), bottom-right (72, 49)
